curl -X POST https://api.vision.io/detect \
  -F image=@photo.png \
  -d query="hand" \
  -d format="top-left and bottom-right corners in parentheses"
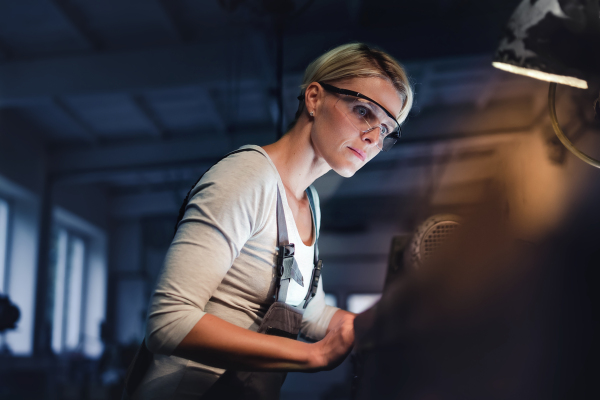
top-left (313, 311), bottom-right (356, 370)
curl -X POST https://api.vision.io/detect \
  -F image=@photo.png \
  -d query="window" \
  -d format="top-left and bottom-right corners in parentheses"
top-left (347, 293), bottom-right (381, 314)
top-left (50, 228), bottom-right (87, 354)
top-left (48, 207), bottom-right (107, 358)
top-left (0, 198), bottom-right (8, 293)
top-left (324, 293), bottom-right (337, 308)
top-left (0, 179), bottom-right (39, 355)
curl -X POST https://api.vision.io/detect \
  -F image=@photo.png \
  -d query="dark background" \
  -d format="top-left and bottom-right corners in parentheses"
top-left (1, 1), bottom-right (599, 399)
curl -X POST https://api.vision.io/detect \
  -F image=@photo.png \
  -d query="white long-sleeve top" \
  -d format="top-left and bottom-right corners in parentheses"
top-left (135, 145), bottom-right (339, 400)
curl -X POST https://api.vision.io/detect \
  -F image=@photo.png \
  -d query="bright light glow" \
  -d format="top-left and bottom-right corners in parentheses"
top-left (83, 239), bottom-right (107, 358)
top-left (492, 62), bottom-right (588, 89)
top-left (347, 293), bottom-right (381, 314)
top-left (51, 230), bottom-right (68, 354)
top-left (0, 199), bottom-right (8, 292)
top-left (54, 207), bottom-right (107, 358)
top-left (324, 293), bottom-right (337, 308)
top-left (65, 237), bottom-right (85, 351)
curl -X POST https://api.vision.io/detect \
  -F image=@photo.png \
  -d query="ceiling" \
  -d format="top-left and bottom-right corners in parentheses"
top-left (0, 0), bottom-right (550, 232)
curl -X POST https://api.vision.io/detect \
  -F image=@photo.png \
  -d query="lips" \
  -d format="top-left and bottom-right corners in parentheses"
top-left (348, 146), bottom-right (366, 161)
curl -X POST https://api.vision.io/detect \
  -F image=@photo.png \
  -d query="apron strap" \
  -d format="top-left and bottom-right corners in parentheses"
top-left (306, 186), bottom-right (319, 265)
top-left (276, 185), bottom-right (293, 303)
top-left (275, 185), bottom-right (321, 307)
top-left (275, 185), bottom-right (306, 303)
top-left (302, 186), bottom-right (323, 309)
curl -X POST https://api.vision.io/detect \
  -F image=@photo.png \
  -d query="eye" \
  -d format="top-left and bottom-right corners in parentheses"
top-left (354, 105), bottom-right (368, 117)
top-left (380, 124), bottom-right (389, 135)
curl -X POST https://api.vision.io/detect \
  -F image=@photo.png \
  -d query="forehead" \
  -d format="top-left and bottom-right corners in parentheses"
top-left (333, 77), bottom-right (403, 118)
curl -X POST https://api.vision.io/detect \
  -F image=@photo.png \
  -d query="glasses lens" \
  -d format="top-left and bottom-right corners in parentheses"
top-left (335, 96), bottom-right (400, 151)
top-left (381, 135), bottom-right (398, 151)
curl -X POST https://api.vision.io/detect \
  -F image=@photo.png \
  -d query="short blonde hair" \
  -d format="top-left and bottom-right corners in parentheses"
top-left (293, 42), bottom-right (413, 126)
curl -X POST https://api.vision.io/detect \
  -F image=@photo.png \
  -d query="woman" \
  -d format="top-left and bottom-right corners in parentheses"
top-left (132, 42), bottom-right (413, 399)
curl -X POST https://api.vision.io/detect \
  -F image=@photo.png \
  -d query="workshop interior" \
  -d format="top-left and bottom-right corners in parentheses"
top-left (0, 0), bottom-right (599, 399)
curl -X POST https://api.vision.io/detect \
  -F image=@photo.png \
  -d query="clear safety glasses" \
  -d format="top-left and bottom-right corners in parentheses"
top-left (319, 82), bottom-right (401, 151)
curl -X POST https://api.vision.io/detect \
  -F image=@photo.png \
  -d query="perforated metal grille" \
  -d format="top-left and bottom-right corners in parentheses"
top-left (422, 222), bottom-right (459, 261)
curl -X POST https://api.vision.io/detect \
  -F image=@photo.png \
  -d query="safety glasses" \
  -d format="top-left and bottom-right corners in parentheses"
top-left (318, 82), bottom-right (401, 151)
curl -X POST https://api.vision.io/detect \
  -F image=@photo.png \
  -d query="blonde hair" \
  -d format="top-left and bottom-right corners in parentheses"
top-left (293, 42), bottom-right (413, 126)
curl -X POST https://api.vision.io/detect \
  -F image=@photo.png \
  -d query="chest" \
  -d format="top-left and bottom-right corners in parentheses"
top-left (284, 191), bottom-right (314, 247)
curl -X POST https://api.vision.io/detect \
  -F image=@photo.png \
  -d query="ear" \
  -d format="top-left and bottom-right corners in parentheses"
top-left (303, 82), bottom-right (324, 116)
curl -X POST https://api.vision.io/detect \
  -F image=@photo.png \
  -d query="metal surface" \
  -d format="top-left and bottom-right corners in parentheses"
top-left (548, 82), bottom-right (600, 168)
top-left (493, 0), bottom-right (600, 89)
top-left (405, 214), bottom-right (462, 269)
top-left (421, 221), bottom-right (460, 262)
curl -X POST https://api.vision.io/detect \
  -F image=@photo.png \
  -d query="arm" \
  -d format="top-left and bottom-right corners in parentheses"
top-left (312, 309), bottom-right (356, 371)
top-left (170, 265), bottom-right (354, 372)
top-left (145, 153), bottom-right (352, 372)
top-left (326, 309), bottom-right (356, 335)
top-left (173, 307), bottom-right (355, 372)
top-left (296, 278), bottom-right (356, 371)
top-left (145, 152), bottom-right (276, 356)
top-left (173, 313), bottom-right (320, 371)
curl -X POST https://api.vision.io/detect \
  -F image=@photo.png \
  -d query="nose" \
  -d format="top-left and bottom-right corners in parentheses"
top-left (361, 126), bottom-right (381, 148)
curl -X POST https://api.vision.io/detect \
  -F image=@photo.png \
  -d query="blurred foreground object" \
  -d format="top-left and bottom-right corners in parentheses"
top-left (404, 214), bottom-right (462, 271)
top-left (353, 199), bottom-right (600, 399)
top-left (383, 215), bottom-right (462, 290)
top-left (0, 294), bottom-right (20, 332)
top-left (493, 0), bottom-right (600, 168)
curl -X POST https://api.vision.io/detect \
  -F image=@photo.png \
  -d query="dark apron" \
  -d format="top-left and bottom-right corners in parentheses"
top-left (123, 148), bottom-right (323, 400)
top-left (199, 302), bottom-right (302, 400)
top-left (201, 183), bottom-right (322, 400)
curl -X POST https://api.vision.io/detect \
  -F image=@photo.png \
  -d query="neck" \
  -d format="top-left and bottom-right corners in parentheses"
top-left (262, 118), bottom-right (331, 201)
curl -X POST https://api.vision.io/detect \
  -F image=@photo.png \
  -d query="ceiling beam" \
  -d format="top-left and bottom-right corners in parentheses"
top-left (49, 91), bottom-right (538, 181)
top-left (48, 128), bottom-right (281, 178)
top-left (0, 36), bottom-right (502, 106)
top-left (131, 95), bottom-right (167, 138)
top-left (52, 96), bottom-right (98, 144)
top-left (156, 0), bottom-right (194, 43)
top-left (0, 41), bottom-right (258, 103)
top-left (50, 135), bottom-right (230, 178)
top-left (51, 0), bottom-right (104, 50)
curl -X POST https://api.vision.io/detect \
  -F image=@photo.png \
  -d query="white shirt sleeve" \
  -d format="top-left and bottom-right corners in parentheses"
top-left (300, 277), bottom-right (339, 340)
top-left (145, 151), bottom-right (273, 355)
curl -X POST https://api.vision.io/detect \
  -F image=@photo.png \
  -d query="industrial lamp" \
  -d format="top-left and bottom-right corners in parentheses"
top-left (492, 0), bottom-right (600, 167)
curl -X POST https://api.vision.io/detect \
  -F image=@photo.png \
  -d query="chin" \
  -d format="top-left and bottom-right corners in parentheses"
top-left (338, 171), bottom-right (355, 178)
top-left (333, 165), bottom-right (358, 178)
top-left (325, 149), bottom-right (364, 177)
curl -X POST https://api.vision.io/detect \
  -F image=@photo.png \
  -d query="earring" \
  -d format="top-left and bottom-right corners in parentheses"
top-left (309, 111), bottom-right (314, 117)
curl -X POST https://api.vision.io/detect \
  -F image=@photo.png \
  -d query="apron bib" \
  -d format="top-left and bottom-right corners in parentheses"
top-left (200, 184), bottom-right (322, 400)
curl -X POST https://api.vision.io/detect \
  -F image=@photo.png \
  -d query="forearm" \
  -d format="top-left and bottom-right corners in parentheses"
top-left (172, 313), bottom-right (321, 372)
top-left (326, 309), bottom-right (356, 335)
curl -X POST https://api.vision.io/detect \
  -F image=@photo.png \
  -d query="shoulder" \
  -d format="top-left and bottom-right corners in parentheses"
top-left (182, 146), bottom-right (278, 235)
top-left (192, 146), bottom-right (278, 197)
top-left (198, 146), bottom-right (277, 186)
top-left (210, 146), bottom-right (275, 178)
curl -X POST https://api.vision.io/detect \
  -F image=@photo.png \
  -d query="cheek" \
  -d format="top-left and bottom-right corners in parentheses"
top-left (313, 107), bottom-right (344, 148)
top-left (322, 100), bottom-right (351, 133)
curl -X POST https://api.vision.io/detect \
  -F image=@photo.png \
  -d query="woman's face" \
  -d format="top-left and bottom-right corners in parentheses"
top-left (309, 77), bottom-right (403, 177)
